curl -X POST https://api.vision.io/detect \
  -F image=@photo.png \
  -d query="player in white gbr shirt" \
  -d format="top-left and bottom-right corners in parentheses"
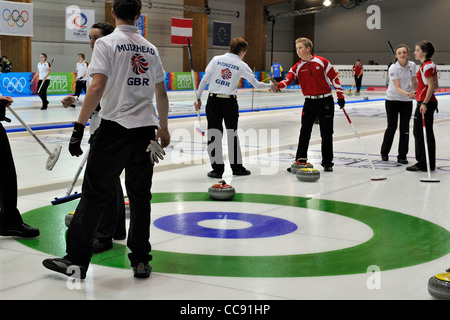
top-left (195, 37), bottom-right (271, 178)
top-left (43, 0), bottom-right (169, 279)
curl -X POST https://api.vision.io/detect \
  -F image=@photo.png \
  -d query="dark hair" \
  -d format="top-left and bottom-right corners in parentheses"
top-left (229, 37), bottom-right (248, 55)
top-left (416, 40), bottom-right (435, 59)
top-left (113, 0), bottom-right (141, 23)
top-left (91, 22), bottom-right (115, 36)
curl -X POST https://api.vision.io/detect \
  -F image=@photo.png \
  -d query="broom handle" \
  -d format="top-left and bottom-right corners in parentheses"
top-left (187, 37), bottom-right (199, 102)
top-left (421, 112), bottom-right (432, 179)
top-left (342, 107), bottom-right (378, 173)
top-left (65, 147), bottom-right (89, 197)
top-left (6, 105), bottom-right (54, 157)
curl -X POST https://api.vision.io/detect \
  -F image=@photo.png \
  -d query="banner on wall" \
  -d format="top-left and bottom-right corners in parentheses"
top-left (47, 72), bottom-right (76, 95)
top-left (165, 72), bottom-right (196, 91)
top-left (65, 6), bottom-right (95, 42)
top-left (212, 21), bottom-right (231, 47)
top-left (136, 14), bottom-right (148, 38)
top-left (0, 1), bottom-right (33, 37)
top-left (171, 17), bottom-right (192, 45)
top-left (0, 72), bottom-right (33, 97)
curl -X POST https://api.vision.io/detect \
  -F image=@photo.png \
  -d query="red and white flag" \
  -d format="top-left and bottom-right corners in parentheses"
top-left (171, 17), bottom-right (192, 45)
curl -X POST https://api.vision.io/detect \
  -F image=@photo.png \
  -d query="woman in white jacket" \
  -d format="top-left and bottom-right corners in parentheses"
top-left (31, 53), bottom-right (51, 110)
top-left (380, 44), bottom-right (417, 164)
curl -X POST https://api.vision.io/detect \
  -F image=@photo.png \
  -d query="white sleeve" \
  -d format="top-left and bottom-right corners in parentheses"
top-left (388, 64), bottom-right (399, 80)
top-left (241, 62), bottom-right (271, 90)
top-left (196, 58), bottom-right (216, 99)
top-left (88, 39), bottom-right (112, 78)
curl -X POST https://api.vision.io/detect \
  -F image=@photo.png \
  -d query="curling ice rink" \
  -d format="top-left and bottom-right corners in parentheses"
top-left (1, 88), bottom-right (450, 301)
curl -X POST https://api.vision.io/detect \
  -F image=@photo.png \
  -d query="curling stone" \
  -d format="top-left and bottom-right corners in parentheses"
top-left (65, 211), bottom-right (75, 227)
top-left (290, 159), bottom-right (313, 174)
top-left (428, 272), bottom-right (450, 300)
top-left (208, 180), bottom-right (235, 200)
top-left (296, 168), bottom-right (320, 182)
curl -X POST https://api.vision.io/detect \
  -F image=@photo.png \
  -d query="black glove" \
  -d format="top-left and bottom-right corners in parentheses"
top-left (69, 122), bottom-right (85, 156)
top-left (337, 99), bottom-right (345, 109)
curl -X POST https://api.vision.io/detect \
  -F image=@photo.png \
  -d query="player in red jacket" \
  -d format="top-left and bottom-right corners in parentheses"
top-left (271, 37), bottom-right (345, 172)
top-left (352, 59), bottom-right (363, 94)
top-left (406, 40), bottom-right (438, 172)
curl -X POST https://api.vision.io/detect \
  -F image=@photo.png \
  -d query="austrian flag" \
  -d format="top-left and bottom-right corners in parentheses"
top-left (171, 17), bottom-right (192, 45)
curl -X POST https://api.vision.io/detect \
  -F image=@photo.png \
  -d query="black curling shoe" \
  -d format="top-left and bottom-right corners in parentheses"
top-left (0, 223), bottom-right (39, 238)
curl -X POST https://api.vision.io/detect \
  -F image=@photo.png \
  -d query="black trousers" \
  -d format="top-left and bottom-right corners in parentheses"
top-left (412, 101), bottom-right (438, 169)
top-left (86, 130), bottom-right (126, 242)
top-left (37, 79), bottom-right (50, 108)
top-left (94, 177), bottom-right (126, 241)
top-left (354, 75), bottom-right (363, 92)
top-left (380, 100), bottom-right (413, 160)
top-left (206, 95), bottom-right (243, 173)
top-left (74, 79), bottom-right (87, 97)
top-left (0, 123), bottom-right (24, 228)
top-left (296, 96), bottom-right (335, 167)
top-left (66, 119), bottom-right (156, 267)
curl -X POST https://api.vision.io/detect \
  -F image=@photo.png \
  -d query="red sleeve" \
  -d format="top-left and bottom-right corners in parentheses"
top-left (324, 60), bottom-right (344, 100)
top-left (277, 62), bottom-right (299, 89)
top-left (424, 66), bottom-right (435, 78)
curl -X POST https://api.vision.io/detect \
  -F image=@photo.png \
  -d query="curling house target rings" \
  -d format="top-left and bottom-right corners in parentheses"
top-left (15, 192), bottom-right (450, 277)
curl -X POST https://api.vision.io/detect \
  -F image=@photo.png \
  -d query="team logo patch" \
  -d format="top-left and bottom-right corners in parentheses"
top-left (131, 53), bottom-right (149, 75)
top-left (221, 68), bottom-right (232, 80)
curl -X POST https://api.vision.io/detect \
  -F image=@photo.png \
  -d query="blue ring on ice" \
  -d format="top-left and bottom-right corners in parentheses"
top-left (153, 211), bottom-right (298, 239)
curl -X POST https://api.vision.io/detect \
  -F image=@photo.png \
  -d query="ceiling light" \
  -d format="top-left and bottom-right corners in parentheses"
top-left (323, 0), bottom-right (332, 6)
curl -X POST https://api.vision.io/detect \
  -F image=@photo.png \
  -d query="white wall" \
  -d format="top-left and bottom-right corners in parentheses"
top-left (28, 0), bottom-right (450, 75)
top-left (313, 0), bottom-right (450, 65)
top-left (30, 0), bottom-right (247, 73)
top-left (31, 0), bottom-right (106, 73)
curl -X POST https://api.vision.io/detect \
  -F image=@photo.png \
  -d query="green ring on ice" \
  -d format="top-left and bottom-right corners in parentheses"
top-left (16, 192), bottom-right (450, 277)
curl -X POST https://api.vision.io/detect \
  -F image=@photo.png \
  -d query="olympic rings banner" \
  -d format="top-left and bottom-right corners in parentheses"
top-left (0, 1), bottom-right (33, 37)
top-left (0, 72), bottom-right (76, 97)
top-left (0, 72), bottom-right (33, 96)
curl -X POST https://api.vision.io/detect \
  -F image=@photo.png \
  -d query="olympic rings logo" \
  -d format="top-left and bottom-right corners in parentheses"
top-left (2, 77), bottom-right (27, 93)
top-left (2, 9), bottom-right (29, 28)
